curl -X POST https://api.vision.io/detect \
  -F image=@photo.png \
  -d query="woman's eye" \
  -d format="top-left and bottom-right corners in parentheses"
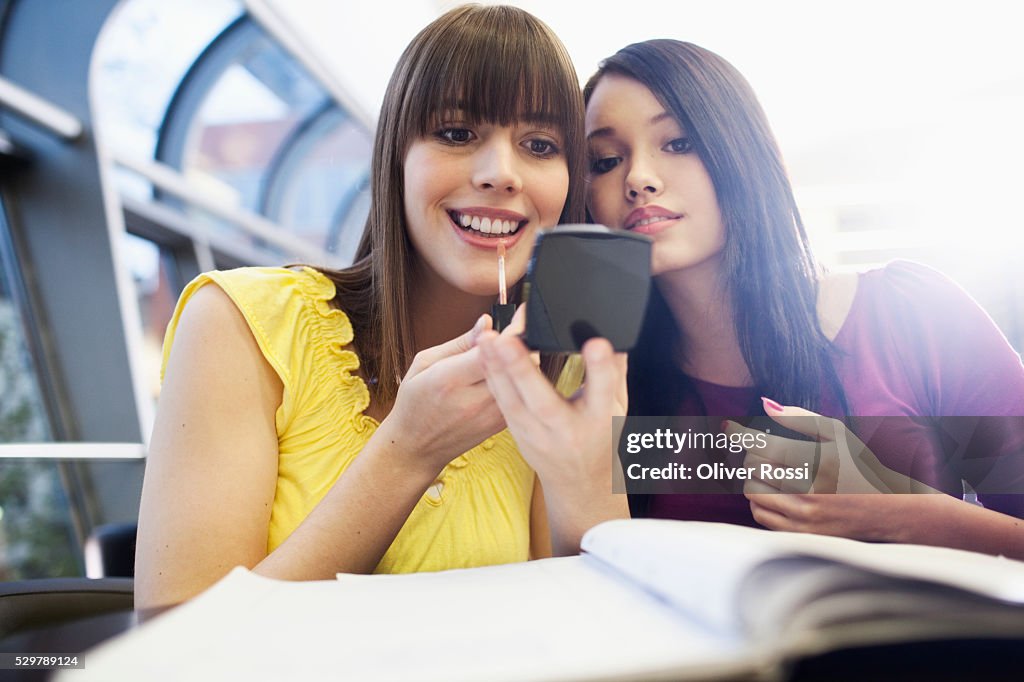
top-left (436, 128), bottom-right (474, 144)
top-left (526, 139), bottom-right (560, 157)
top-left (589, 156), bottom-right (620, 175)
top-left (664, 137), bottom-right (693, 154)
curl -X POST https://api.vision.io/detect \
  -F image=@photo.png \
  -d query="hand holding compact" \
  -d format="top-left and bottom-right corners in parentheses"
top-left (478, 328), bottom-right (626, 482)
top-left (478, 315), bottom-right (630, 551)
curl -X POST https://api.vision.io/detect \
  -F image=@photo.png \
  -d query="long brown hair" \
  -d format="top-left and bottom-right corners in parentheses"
top-left (584, 40), bottom-right (847, 416)
top-left (320, 4), bottom-right (584, 404)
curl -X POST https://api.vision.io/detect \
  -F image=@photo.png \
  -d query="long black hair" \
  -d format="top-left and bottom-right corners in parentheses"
top-left (584, 40), bottom-right (847, 417)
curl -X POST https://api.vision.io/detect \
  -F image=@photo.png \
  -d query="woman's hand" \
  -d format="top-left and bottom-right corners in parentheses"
top-left (478, 325), bottom-right (630, 553)
top-left (379, 314), bottom-right (507, 477)
top-left (732, 401), bottom-right (938, 542)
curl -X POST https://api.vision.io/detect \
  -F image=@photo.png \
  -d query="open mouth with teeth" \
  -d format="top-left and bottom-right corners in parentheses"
top-left (449, 211), bottom-right (525, 237)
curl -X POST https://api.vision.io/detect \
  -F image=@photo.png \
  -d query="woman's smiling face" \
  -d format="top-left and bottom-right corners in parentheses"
top-left (403, 115), bottom-right (568, 296)
top-left (585, 74), bottom-right (725, 277)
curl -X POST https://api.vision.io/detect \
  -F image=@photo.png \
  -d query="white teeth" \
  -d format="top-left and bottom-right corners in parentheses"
top-left (454, 212), bottom-right (521, 236)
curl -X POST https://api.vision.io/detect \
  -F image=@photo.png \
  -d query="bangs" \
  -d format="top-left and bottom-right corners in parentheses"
top-left (400, 6), bottom-right (579, 138)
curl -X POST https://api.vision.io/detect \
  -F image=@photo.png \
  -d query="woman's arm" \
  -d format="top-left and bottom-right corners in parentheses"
top-left (135, 284), bottom-right (284, 608)
top-left (748, 491), bottom-right (1024, 560)
top-left (136, 286), bottom-right (502, 608)
top-left (741, 403), bottom-right (1024, 559)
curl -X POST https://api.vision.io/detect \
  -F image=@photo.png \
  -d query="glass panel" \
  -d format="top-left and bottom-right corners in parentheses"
top-left (94, 0), bottom-right (370, 268)
top-left (182, 27), bottom-right (328, 215)
top-left (0, 461), bottom-right (81, 579)
top-left (1, 199), bottom-right (79, 579)
top-left (266, 107), bottom-right (372, 261)
top-left (0, 276), bottom-right (50, 444)
top-left (123, 233), bottom-right (179, 404)
top-left (93, 0), bottom-right (243, 159)
top-left (115, 163), bottom-right (297, 267)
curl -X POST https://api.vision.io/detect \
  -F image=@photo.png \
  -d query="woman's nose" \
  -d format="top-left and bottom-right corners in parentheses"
top-left (473, 138), bottom-right (523, 194)
top-left (625, 156), bottom-right (662, 200)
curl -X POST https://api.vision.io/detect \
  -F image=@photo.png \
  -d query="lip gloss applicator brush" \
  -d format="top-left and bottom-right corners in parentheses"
top-left (491, 240), bottom-right (515, 332)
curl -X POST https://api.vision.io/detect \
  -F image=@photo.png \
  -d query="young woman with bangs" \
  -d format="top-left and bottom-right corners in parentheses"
top-left (480, 39), bottom-right (1024, 559)
top-left (134, 5), bottom-right (628, 609)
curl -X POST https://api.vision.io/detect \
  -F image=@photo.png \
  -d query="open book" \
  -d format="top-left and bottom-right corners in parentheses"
top-left (61, 519), bottom-right (1024, 681)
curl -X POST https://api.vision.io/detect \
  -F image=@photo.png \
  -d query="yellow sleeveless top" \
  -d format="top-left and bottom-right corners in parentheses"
top-left (162, 266), bottom-right (574, 573)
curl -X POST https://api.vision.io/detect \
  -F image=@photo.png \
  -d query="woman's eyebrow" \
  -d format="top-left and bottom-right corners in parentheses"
top-left (650, 111), bottom-right (673, 126)
top-left (587, 111), bottom-right (678, 141)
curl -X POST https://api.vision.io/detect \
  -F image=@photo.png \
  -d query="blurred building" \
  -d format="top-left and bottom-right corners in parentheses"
top-left (0, 0), bottom-right (372, 578)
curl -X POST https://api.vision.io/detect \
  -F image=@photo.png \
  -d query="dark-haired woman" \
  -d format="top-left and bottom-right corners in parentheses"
top-left (480, 39), bottom-right (1024, 559)
top-left (135, 5), bottom-right (627, 610)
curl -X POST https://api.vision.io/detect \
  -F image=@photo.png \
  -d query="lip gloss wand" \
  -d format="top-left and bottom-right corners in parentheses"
top-left (491, 240), bottom-right (515, 332)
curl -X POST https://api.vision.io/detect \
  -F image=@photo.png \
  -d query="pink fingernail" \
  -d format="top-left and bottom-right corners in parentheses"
top-left (761, 396), bottom-right (783, 412)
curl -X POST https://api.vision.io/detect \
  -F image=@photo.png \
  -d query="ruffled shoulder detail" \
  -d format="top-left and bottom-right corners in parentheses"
top-left (163, 266), bottom-right (374, 433)
top-left (291, 266), bottom-right (354, 352)
top-left (290, 267), bottom-right (376, 433)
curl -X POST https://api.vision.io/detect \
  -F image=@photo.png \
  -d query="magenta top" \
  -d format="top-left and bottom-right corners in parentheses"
top-left (647, 261), bottom-right (1024, 523)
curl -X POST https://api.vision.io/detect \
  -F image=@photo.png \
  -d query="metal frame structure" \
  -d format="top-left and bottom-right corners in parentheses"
top-left (0, 0), bottom-right (375, 575)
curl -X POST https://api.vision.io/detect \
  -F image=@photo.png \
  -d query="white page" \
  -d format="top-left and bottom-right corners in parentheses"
top-left (582, 518), bottom-right (1024, 637)
top-left (60, 557), bottom-right (752, 682)
top-left (582, 520), bottom-right (786, 635)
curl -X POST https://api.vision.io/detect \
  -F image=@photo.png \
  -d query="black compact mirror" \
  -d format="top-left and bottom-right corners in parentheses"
top-left (522, 225), bottom-right (652, 352)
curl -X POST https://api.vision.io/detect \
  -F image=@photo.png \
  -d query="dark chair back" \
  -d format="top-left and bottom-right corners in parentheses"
top-left (84, 522), bottom-right (137, 578)
top-left (0, 577), bottom-right (135, 666)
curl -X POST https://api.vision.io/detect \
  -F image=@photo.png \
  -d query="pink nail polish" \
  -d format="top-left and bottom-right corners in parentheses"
top-left (761, 396), bottom-right (784, 413)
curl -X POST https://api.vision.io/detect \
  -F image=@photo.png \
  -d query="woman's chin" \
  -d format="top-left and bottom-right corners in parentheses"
top-left (447, 277), bottom-right (506, 299)
top-left (652, 248), bottom-right (725, 279)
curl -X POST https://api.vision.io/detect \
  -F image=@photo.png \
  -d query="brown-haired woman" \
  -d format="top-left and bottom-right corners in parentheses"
top-left (135, 5), bottom-right (628, 609)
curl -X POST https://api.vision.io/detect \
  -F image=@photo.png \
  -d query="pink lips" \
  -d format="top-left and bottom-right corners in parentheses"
top-left (452, 206), bottom-right (528, 223)
top-left (623, 205), bottom-right (682, 235)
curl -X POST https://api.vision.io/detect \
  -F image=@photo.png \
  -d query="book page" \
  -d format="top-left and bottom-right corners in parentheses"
top-left (736, 556), bottom-right (1024, 644)
top-left (581, 519), bottom-right (797, 635)
top-left (60, 557), bottom-right (756, 682)
top-left (581, 518), bottom-right (1024, 639)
